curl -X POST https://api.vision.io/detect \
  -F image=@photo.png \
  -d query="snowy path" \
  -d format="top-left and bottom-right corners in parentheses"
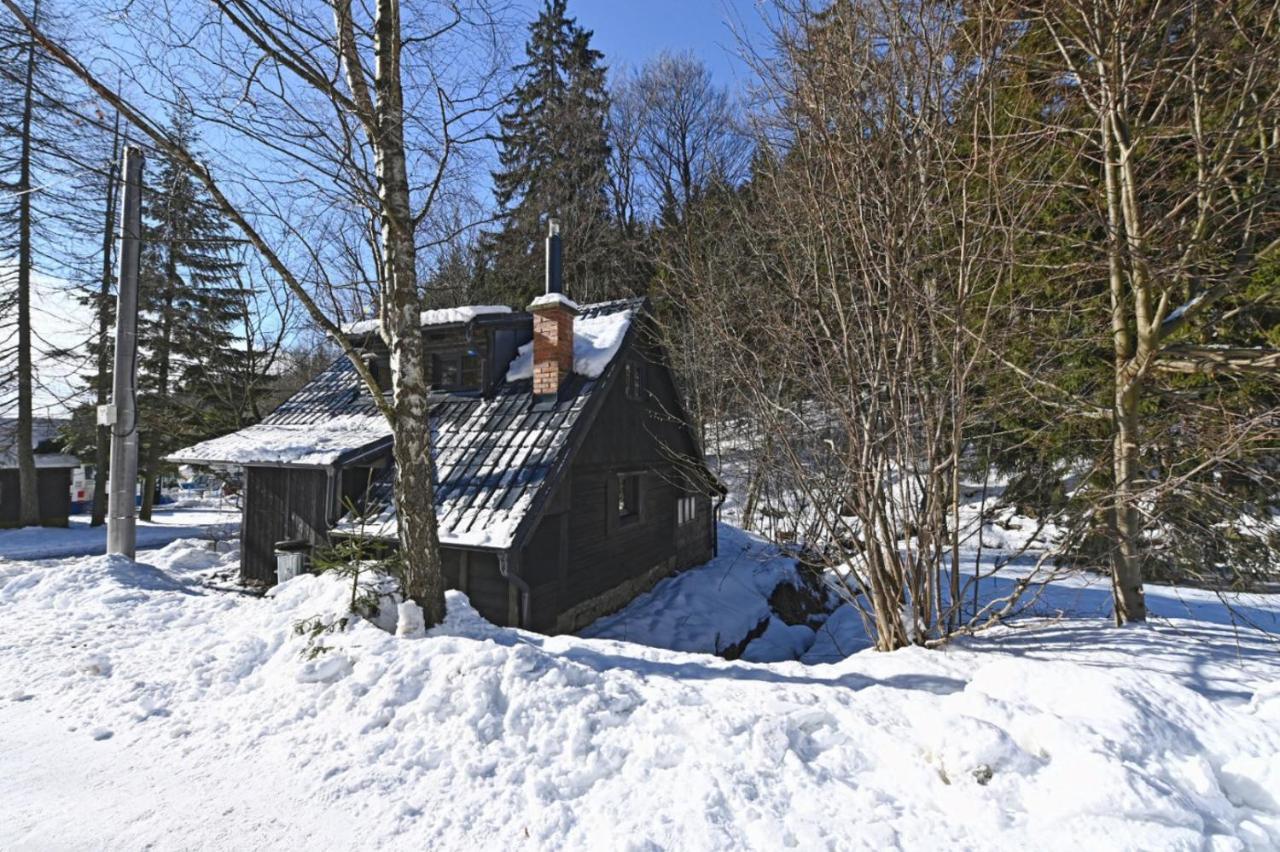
top-left (0, 502), bottom-right (239, 562)
top-left (1, 535), bottom-right (1278, 850)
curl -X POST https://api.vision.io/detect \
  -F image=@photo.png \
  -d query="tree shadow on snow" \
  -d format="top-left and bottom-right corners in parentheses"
top-left (500, 629), bottom-right (966, 695)
top-left (966, 619), bottom-right (1276, 703)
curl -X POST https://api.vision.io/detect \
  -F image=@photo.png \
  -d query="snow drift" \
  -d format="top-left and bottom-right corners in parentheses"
top-left (1, 537), bottom-right (1278, 850)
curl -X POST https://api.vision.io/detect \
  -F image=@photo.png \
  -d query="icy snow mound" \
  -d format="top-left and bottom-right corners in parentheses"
top-left (0, 539), bottom-right (233, 608)
top-left (583, 525), bottom-right (855, 662)
top-left (582, 525), bottom-right (806, 654)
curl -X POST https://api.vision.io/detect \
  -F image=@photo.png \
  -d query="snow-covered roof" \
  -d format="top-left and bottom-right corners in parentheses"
top-left (0, 418), bottom-right (80, 469)
top-left (171, 298), bottom-right (645, 550)
top-left (342, 305), bottom-right (513, 336)
top-left (505, 306), bottom-right (635, 382)
top-left (332, 379), bottom-right (596, 549)
top-left (167, 416), bottom-right (391, 468)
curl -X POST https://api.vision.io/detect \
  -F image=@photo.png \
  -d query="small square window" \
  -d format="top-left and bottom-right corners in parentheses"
top-left (433, 353), bottom-right (461, 389)
top-left (432, 352), bottom-right (481, 391)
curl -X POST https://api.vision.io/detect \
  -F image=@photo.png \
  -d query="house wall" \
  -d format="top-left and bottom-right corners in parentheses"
top-left (440, 547), bottom-right (512, 626)
top-left (241, 466), bottom-right (331, 585)
top-left (521, 338), bottom-right (716, 633)
top-left (0, 467), bottom-right (73, 528)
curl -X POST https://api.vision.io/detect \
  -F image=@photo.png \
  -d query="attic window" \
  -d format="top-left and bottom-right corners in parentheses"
top-left (624, 361), bottom-right (644, 401)
top-left (432, 351), bottom-right (481, 391)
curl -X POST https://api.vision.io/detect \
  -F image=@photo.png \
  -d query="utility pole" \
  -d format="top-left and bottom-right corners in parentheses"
top-left (104, 145), bottom-right (143, 558)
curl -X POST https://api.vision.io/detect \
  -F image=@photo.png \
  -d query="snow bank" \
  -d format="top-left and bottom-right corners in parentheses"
top-left (343, 305), bottom-right (512, 336)
top-left (167, 415), bottom-right (390, 466)
top-left (505, 309), bottom-right (634, 382)
top-left (583, 525), bottom-right (819, 656)
top-left (2, 535), bottom-right (1280, 850)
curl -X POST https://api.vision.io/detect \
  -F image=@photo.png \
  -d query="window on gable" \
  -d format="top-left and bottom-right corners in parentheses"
top-left (617, 472), bottom-right (641, 525)
top-left (677, 495), bottom-right (698, 526)
top-left (624, 361), bottom-right (644, 401)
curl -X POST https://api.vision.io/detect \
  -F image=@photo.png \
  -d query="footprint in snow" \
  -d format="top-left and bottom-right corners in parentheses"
top-left (91, 728), bottom-right (113, 741)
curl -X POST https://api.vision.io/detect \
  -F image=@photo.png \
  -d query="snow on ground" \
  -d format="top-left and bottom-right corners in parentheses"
top-left (0, 498), bottom-right (240, 562)
top-left (1, 522), bottom-right (1279, 850)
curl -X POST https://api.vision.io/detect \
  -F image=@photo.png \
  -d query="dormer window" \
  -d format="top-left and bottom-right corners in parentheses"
top-left (432, 351), bottom-right (482, 391)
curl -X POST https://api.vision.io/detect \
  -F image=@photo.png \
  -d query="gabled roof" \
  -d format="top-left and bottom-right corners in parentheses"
top-left (334, 374), bottom-right (599, 548)
top-left (170, 298), bottom-right (646, 550)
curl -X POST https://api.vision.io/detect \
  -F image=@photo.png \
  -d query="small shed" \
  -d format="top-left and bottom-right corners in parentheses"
top-left (0, 418), bottom-right (80, 528)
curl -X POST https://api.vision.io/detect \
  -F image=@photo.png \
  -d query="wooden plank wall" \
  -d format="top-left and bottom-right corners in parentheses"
top-left (241, 466), bottom-right (330, 584)
top-left (522, 332), bottom-right (716, 626)
top-left (0, 468), bottom-right (72, 528)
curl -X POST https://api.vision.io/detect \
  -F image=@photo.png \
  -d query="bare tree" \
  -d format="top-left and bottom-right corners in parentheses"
top-left (1032, 0), bottom-right (1280, 623)
top-left (1, 0), bottom-right (505, 627)
top-left (620, 50), bottom-right (749, 220)
top-left (2, 0), bottom-right (44, 527)
top-left (675, 0), bottom-right (1049, 649)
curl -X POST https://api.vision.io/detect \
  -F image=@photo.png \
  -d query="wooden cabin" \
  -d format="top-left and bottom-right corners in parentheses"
top-left (170, 294), bottom-right (721, 633)
top-left (0, 418), bottom-right (79, 528)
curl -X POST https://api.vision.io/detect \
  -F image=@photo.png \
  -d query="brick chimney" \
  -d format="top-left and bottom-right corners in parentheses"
top-left (528, 219), bottom-right (577, 402)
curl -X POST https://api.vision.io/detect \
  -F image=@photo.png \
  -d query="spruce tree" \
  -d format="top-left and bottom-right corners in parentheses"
top-left (134, 107), bottom-right (243, 519)
top-left (480, 0), bottom-right (623, 305)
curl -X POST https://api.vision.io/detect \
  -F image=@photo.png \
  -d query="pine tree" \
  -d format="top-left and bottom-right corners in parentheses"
top-left (480, 0), bottom-right (624, 305)
top-left (134, 107), bottom-right (243, 519)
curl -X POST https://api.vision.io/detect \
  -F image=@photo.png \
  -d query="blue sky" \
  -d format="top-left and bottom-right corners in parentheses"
top-left (513, 0), bottom-right (769, 88)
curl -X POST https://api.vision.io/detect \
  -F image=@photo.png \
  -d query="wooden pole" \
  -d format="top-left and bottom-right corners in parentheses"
top-left (105, 145), bottom-right (143, 558)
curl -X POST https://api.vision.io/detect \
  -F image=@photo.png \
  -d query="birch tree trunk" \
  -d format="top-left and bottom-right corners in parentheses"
top-left (1041, 0), bottom-right (1279, 623)
top-left (369, 0), bottom-right (445, 624)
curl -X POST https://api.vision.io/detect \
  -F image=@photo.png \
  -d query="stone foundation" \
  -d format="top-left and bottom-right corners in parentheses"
top-left (555, 556), bottom-right (679, 634)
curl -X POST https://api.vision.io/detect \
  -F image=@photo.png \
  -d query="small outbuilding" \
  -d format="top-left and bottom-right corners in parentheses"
top-left (171, 277), bottom-right (722, 633)
top-left (0, 418), bottom-right (80, 528)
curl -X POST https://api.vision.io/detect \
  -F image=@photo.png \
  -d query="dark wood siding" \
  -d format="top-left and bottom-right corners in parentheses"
top-left (456, 550), bottom-right (510, 626)
top-left (522, 512), bottom-right (565, 632)
top-left (241, 466), bottom-right (331, 585)
top-left (522, 331), bottom-right (715, 628)
top-left (0, 467), bottom-right (72, 528)
top-left (438, 546), bottom-right (517, 627)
